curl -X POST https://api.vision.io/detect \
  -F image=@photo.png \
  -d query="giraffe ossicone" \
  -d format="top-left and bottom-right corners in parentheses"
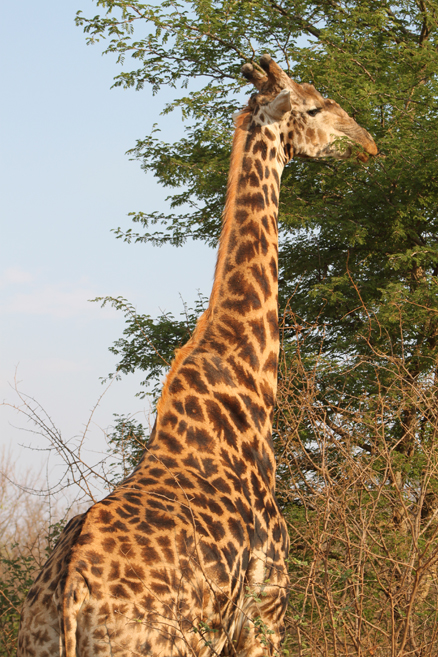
top-left (18, 56), bottom-right (376, 657)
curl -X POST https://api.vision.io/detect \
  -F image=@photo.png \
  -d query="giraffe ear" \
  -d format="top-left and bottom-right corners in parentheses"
top-left (265, 89), bottom-right (292, 119)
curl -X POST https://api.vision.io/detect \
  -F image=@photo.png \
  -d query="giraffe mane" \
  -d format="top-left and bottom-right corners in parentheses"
top-left (157, 106), bottom-right (253, 416)
top-left (210, 106), bottom-right (252, 307)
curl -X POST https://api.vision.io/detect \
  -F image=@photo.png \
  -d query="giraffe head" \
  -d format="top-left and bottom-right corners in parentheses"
top-left (241, 54), bottom-right (377, 163)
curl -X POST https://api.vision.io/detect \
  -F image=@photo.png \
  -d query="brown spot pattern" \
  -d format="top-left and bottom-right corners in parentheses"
top-left (14, 52), bottom-right (379, 657)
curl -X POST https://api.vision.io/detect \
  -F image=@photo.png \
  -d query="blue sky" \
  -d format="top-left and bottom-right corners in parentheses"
top-left (0, 0), bottom-right (215, 484)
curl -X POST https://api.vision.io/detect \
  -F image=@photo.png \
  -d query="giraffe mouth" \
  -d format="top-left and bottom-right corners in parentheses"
top-left (338, 126), bottom-right (378, 159)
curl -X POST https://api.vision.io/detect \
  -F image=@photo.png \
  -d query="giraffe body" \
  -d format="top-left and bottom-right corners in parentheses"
top-left (18, 55), bottom-right (376, 657)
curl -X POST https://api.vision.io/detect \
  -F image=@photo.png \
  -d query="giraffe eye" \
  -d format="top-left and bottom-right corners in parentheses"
top-left (307, 108), bottom-right (322, 117)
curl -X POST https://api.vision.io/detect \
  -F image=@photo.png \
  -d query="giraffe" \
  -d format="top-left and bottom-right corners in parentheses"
top-left (17, 55), bottom-right (377, 657)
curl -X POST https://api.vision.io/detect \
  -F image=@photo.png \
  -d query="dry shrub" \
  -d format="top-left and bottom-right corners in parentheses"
top-left (0, 449), bottom-right (81, 657)
top-left (276, 309), bottom-right (438, 657)
top-left (0, 449), bottom-right (56, 563)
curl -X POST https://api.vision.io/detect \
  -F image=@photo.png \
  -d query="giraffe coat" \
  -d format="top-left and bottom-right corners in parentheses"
top-left (17, 55), bottom-right (377, 657)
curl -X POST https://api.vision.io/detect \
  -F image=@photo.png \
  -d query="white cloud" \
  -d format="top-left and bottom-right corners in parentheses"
top-left (33, 357), bottom-right (91, 374)
top-left (1, 281), bottom-right (118, 319)
top-left (0, 267), bottom-right (34, 287)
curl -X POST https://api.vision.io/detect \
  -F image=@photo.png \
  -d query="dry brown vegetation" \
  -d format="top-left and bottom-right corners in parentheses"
top-left (0, 449), bottom-right (58, 656)
top-left (275, 307), bottom-right (438, 657)
top-left (0, 443), bottom-right (83, 656)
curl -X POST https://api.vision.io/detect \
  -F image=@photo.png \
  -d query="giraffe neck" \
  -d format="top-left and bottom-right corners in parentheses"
top-left (145, 109), bottom-right (286, 486)
top-left (158, 110), bottom-right (285, 414)
top-left (208, 109), bottom-right (284, 321)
